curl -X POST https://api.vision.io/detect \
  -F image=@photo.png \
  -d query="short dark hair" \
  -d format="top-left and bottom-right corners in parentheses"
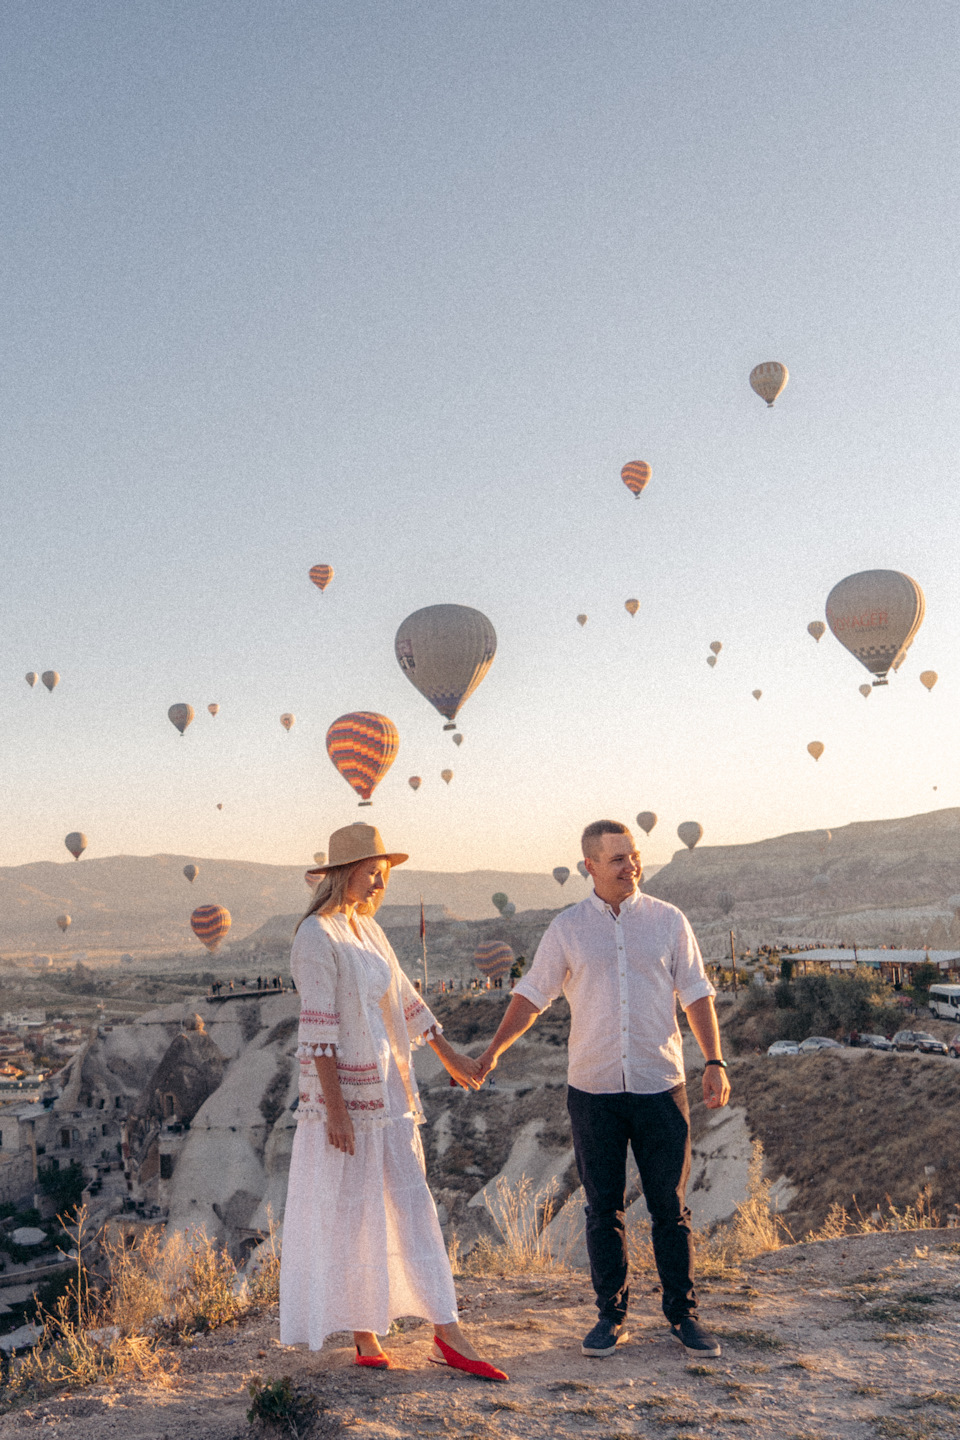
top-left (581, 819), bottom-right (631, 860)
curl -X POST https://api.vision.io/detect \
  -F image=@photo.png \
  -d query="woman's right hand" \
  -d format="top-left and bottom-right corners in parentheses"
top-left (326, 1106), bottom-right (355, 1156)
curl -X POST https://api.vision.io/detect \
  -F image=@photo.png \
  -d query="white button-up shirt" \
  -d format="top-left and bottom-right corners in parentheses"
top-left (513, 888), bottom-right (715, 1095)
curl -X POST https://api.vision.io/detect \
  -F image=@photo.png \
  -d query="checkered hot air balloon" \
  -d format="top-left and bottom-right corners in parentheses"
top-left (326, 712), bottom-right (399, 806)
top-left (474, 941), bottom-right (515, 982)
top-left (621, 461), bottom-right (651, 498)
top-left (309, 564), bottom-right (334, 592)
top-left (190, 904), bottom-right (231, 951)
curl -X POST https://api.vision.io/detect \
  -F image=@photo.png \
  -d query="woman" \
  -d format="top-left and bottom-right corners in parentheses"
top-left (279, 822), bottom-right (507, 1380)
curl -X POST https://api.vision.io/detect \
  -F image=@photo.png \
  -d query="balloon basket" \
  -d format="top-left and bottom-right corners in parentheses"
top-left (442, 722), bottom-right (456, 731)
top-left (358, 801), bottom-right (373, 807)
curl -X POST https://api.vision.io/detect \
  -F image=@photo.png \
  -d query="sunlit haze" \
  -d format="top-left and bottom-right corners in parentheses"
top-left (2, 2), bottom-right (958, 876)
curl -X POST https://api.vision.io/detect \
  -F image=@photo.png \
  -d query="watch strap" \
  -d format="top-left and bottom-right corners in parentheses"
top-left (704, 1059), bottom-right (727, 1069)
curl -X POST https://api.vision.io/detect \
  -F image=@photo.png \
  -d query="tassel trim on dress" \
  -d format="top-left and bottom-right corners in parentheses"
top-left (297, 1041), bottom-right (337, 1060)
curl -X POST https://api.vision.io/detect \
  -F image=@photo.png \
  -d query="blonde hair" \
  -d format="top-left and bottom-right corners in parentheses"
top-left (295, 859), bottom-right (391, 933)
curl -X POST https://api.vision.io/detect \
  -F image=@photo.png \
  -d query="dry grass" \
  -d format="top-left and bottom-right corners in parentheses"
top-left (451, 1175), bottom-right (573, 1277)
top-left (810, 1186), bottom-right (942, 1242)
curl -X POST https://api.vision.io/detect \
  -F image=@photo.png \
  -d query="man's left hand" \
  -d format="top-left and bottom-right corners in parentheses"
top-left (703, 1064), bottom-right (730, 1110)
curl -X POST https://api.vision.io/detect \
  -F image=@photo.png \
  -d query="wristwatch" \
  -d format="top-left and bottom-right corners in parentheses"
top-left (704, 1059), bottom-right (727, 1069)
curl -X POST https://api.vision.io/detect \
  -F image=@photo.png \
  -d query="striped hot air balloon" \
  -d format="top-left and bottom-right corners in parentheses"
top-left (309, 564), bottom-right (334, 592)
top-left (326, 712), bottom-right (399, 806)
top-left (621, 461), bottom-right (651, 497)
top-left (190, 905), bottom-right (231, 952)
top-left (474, 940), bottom-right (514, 982)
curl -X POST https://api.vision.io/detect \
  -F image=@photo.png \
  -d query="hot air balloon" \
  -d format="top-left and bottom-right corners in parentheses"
top-left (621, 461), bottom-right (651, 497)
top-left (749, 362), bottom-right (788, 408)
top-left (408, 777), bottom-right (422, 792)
top-left (183, 864), bottom-right (199, 883)
top-left (216, 803), bottom-right (223, 810)
top-left (452, 733), bottom-right (463, 747)
top-left (25, 672), bottom-right (38, 688)
top-left (677, 822), bottom-right (703, 851)
top-left (190, 904), bottom-right (231, 952)
top-left (501, 901), bottom-right (516, 917)
top-left (807, 621), bottom-right (826, 643)
top-left (709, 641), bottom-right (722, 656)
top-left (309, 564), bottom-right (334, 592)
top-left (168, 703), bottom-right (195, 736)
top-left (56, 914), bottom-right (71, 932)
top-left (825, 570), bottom-right (925, 684)
top-left (859, 684), bottom-right (872, 698)
top-left (577, 614), bottom-right (588, 627)
top-left (706, 655), bottom-right (717, 668)
top-left (636, 812), bottom-right (657, 835)
top-left (326, 712), bottom-right (399, 806)
top-left (41, 671), bottom-right (59, 692)
top-left (625, 599), bottom-right (640, 617)
top-left (920, 671), bottom-right (938, 692)
top-left (280, 713), bottom-right (295, 731)
top-left (395, 604), bottom-right (496, 730)
top-left (492, 892), bottom-right (509, 914)
top-left (208, 704), bottom-right (220, 716)
top-left (474, 941), bottom-right (514, 982)
top-left (552, 867), bottom-right (570, 886)
top-left (577, 860), bottom-right (589, 880)
top-left (64, 832), bottom-right (87, 860)
top-left (441, 769), bottom-right (453, 785)
top-left (807, 741), bottom-right (824, 761)
top-left (313, 852), bottom-right (327, 866)
top-left (752, 689), bottom-right (762, 700)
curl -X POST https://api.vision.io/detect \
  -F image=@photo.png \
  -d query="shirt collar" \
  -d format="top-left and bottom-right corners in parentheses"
top-left (587, 886), bottom-right (643, 917)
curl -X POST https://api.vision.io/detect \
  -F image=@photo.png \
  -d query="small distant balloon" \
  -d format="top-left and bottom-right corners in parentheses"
top-left (474, 940), bottom-right (514, 982)
top-left (625, 599), bottom-right (640, 617)
top-left (216, 803), bottom-right (223, 810)
top-left (807, 741), bottom-right (824, 762)
top-left (576, 614), bottom-right (587, 627)
top-left (280, 713), bottom-right (295, 731)
top-left (749, 361), bottom-right (789, 408)
top-left (919, 671), bottom-right (938, 692)
top-left (208, 704), bottom-right (220, 716)
top-left (408, 777), bottom-right (422, 792)
top-left (64, 832), bottom-right (88, 860)
top-left (859, 684), bottom-right (872, 698)
top-left (183, 864), bottom-right (199, 883)
top-left (313, 852), bottom-right (326, 866)
top-left (752, 689), bottom-right (762, 700)
top-left (168, 703), bottom-right (195, 736)
top-left (636, 812), bottom-right (657, 835)
top-left (621, 461), bottom-right (651, 497)
top-left (190, 904), bottom-right (231, 952)
top-left (706, 655), bottom-right (717, 668)
top-left (25, 672), bottom-right (38, 688)
top-left (807, 621), bottom-right (826, 643)
top-left (677, 822), bottom-right (703, 851)
top-left (441, 768), bottom-right (453, 785)
top-left (492, 892), bottom-right (509, 914)
top-left (501, 901), bottom-right (516, 917)
top-left (41, 671), bottom-right (59, 692)
top-left (56, 914), bottom-right (71, 932)
top-left (577, 860), bottom-right (589, 879)
top-left (452, 733), bottom-right (463, 747)
top-left (709, 641), bottom-right (722, 656)
top-left (309, 564), bottom-right (334, 592)
top-left (552, 866), bottom-right (570, 886)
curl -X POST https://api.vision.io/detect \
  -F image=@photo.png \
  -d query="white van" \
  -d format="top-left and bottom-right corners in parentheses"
top-left (928, 983), bottom-right (960, 1020)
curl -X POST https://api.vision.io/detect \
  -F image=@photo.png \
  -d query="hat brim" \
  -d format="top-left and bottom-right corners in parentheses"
top-left (305, 851), bottom-right (409, 882)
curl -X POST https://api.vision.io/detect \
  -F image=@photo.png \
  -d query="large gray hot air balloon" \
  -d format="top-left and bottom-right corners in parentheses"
top-left (677, 822), bottom-right (703, 851)
top-left (552, 866), bottom-right (570, 886)
top-left (749, 362), bottom-right (788, 407)
top-left (395, 604), bottom-right (496, 730)
top-left (168, 703), bottom-right (195, 735)
top-left (64, 832), bottom-right (88, 860)
top-left (825, 571), bottom-right (925, 684)
top-left (41, 670), bottom-right (59, 692)
top-left (636, 812), bottom-right (657, 835)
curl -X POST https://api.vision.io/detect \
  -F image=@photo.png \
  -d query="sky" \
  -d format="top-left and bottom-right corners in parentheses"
top-left (2, 0), bottom-right (960, 876)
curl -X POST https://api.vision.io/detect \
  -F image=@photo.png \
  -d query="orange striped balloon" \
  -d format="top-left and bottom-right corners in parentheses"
top-left (474, 940), bottom-right (514, 981)
top-left (621, 461), bottom-right (651, 498)
top-left (309, 564), bottom-right (334, 592)
top-left (326, 712), bottom-right (399, 805)
top-left (190, 904), bottom-right (231, 951)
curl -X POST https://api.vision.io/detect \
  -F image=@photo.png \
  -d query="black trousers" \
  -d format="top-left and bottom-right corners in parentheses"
top-left (567, 1084), bottom-right (696, 1324)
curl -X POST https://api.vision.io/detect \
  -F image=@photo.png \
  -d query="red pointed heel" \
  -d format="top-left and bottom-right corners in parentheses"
top-left (429, 1333), bottom-right (508, 1382)
top-left (355, 1346), bottom-right (391, 1369)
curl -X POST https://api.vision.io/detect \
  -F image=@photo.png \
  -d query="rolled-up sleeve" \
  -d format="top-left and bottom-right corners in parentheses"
top-left (513, 919), bottom-right (571, 1013)
top-left (672, 913), bottom-right (716, 1010)
top-left (291, 918), bottom-right (340, 1058)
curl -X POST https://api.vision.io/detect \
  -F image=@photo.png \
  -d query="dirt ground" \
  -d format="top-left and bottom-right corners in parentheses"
top-left (5, 1228), bottom-right (960, 1438)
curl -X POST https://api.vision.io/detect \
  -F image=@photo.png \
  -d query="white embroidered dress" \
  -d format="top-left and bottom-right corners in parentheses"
top-left (279, 911), bottom-right (457, 1349)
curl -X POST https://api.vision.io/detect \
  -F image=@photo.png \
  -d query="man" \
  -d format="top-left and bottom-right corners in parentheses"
top-left (477, 820), bottom-right (730, 1358)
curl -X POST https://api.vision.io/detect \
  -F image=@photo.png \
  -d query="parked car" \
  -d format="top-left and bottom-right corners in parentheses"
top-left (798, 1036), bottom-right (843, 1053)
top-left (767, 1040), bottom-right (800, 1056)
top-left (859, 1034), bottom-right (895, 1051)
top-left (892, 1030), bottom-right (949, 1055)
top-left (949, 1034), bottom-right (960, 1059)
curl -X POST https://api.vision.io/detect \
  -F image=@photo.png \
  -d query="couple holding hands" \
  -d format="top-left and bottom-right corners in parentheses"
top-left (278, 819), bottom-right (730, 1378)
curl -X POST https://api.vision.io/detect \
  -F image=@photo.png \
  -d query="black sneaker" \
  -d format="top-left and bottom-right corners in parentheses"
top-left (581, 1318), bottom-right (629, 1357)
top-left (669, 1316), bottom-right (721, 1356)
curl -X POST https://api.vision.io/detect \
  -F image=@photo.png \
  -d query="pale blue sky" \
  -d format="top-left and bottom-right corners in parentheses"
top-left (2, 1), bottom-right (959, 875)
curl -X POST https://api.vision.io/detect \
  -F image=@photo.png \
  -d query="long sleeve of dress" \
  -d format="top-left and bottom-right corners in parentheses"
top-left (398, 967), bottom-right (443, 1048)
top-left (292, 917), bottom-right (341, 1059)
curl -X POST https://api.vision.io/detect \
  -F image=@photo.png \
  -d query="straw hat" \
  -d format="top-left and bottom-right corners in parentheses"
top-left (305, 823), bottom-right (409, 882)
